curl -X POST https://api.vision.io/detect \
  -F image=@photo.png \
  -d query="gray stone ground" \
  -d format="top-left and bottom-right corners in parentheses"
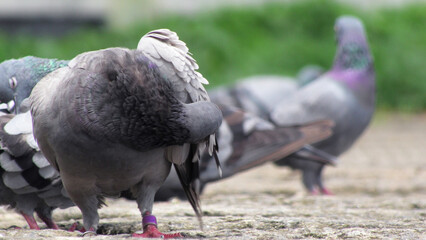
top-left (0, 112), bottom-right (425, 239)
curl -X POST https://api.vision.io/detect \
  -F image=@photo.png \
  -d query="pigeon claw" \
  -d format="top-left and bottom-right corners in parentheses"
top-left (68, 222), bottom-right (90, 233)
top-left (309, 188), bottom-right (320, 196)
top-left (309, 187), bottom-right (334, 196)
top-left (132, 224), bottom-right (183, 238)
top-left (320, 187), bottom-right (334, 196)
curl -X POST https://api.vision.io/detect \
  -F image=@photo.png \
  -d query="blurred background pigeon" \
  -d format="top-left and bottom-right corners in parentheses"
top-left (271, 16), bottom-right (375, 194)
top-left (30, 29), bottom-right (221, 238)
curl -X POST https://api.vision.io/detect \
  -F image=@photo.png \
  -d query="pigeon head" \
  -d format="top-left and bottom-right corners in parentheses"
top-left (0, 57), bottom-right (68, 113)
top-left (333, 16), bottom-right (372, 71)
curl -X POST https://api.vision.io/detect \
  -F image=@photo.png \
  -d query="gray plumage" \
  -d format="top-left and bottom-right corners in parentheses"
top-left (208, 65), bottom-right (323, 120)
top-left (30, 29), bottom-right (221, 236)
top-left (0, 56), bottom-right (68, 113)
top-left (0, 112), bottom-right (73, 229)
top-left (154, 104), bottom-right (334, 201)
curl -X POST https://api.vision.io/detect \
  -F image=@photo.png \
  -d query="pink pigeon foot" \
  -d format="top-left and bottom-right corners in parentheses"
top-left (131, 213), bottom-right (183, 238)
top-left (309, 188), bottom-right (320, 196)
top-left (320, 187), bottom-right (334, 195)
top-left (68, 222), bottom-right (88, 232)
top-left (37, 214), bottom-right (59, 229)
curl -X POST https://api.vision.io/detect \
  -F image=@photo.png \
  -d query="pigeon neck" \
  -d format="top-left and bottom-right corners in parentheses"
top-left (330, 37), bottom-right (374, 89)
top-left (26, 58), bottom-right (69, 81)
top-left (326, 36), bottom-right (375, 108)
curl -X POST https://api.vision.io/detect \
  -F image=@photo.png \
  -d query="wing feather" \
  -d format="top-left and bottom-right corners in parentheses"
top-left (137, 29), bottom-right (210, 103)
top-left (270, 77), bottom-right (350, 126)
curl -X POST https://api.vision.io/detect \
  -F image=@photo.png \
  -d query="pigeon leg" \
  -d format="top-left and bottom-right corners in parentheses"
top-left (132, 164), bottom-right (182, 238)
top-left (131, 212), bottom-right (183, 238)
top-left (36, 213), bottom-right (59, 230)
top-left (20, 212), bottom-right (40, 230)
top-left (302, 168), bottom-right (318, 195)
top-left (35, 208), bottom-right (59, 229)
top-left (64, 186), bottom-right (100, 233)
top-left (315, 166), bottom-right (333, 195)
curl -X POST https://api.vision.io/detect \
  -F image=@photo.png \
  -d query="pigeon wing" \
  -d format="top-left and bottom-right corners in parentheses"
top-left (270, 77), bottom-right (352, 126)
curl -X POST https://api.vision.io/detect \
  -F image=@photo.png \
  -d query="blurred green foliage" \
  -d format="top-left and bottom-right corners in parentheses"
top-left (0, 0), bottom-right (425, 111)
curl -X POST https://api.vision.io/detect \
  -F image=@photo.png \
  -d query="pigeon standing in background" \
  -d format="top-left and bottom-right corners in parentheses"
top-left (30, 29), bottom-right (222, 238)
top-left (269, 16), bottom-right (375, 194)
top-left (0, 103), bottom-right (74, 229)
top-left (0, 57), bottom-right (68, 113)
top-left (154, 104), bottom-right (334, 201)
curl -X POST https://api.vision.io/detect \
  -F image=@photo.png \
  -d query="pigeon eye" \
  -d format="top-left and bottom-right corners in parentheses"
top-left (9, 77), bottom-right (17, 89)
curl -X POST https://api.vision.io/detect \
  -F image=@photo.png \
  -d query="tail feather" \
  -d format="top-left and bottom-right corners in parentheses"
top-left (294, 145), bottom-right (338, 166)
top-left (173, 143), bottom-right (203, 229)
top-left (231, 120), bottom-right (334, 173)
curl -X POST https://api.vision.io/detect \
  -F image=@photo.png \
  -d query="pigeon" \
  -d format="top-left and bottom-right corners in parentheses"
top-left (154, 104), bottom-right (334, 201)
top-left (0, 56), bottom-right (68, 113)
top-left (30, 29), bottom-right (222, 238)
top-left (0, 103), bottom-right (74, 230)
top-left (269, 16), bottom-right (375, 194)
top-left (208, 65), bottom-right (324, 120)
top-left (207, 74), bottom-right (337, 194)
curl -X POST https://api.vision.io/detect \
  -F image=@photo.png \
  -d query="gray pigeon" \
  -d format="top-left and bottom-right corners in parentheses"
top-left (30, 29), bottom-right (222, 238)
top-left (269, 16), bottom-right (375, 194)
top-left (154, 104), bottom-right (334, 201)
top-left (0, 109), bottom-right (73, 230)
top-left (0, 56), bottom-right (68, 113)
top-left (208, 73), bottom-right (336, 194)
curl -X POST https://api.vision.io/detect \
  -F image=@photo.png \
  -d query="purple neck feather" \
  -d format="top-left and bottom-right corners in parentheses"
top-left (327, 34), bottom-right (374, 90)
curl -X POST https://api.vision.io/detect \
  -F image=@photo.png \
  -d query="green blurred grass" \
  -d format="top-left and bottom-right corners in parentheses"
top-left (0, 0), bottom-right (425, 111)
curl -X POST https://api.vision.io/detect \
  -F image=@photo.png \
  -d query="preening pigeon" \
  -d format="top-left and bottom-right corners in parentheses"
top-left (270, 16), bottom-right (375, 194)
top-left (0, 107), bottom-right (73, 229)
top-left (0, 56), bottom-right (68, 113)
top-left (154, 104), bottom-right (334, 201)
top-left (30, 29), bottom-right (222, 238)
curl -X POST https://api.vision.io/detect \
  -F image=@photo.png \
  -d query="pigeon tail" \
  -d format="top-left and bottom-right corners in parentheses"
top-left (173, 144), bottom-right (203, 229)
